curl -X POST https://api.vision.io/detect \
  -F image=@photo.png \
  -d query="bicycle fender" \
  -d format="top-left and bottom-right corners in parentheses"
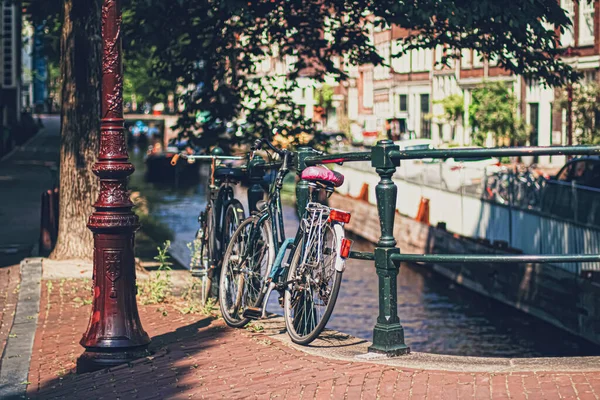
top-left (333, 223), bottom-right (346, 273)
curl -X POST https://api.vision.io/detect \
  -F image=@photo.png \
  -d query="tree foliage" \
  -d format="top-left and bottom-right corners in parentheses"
top-left (436, 94), bottom-right (464, 142)
top-left (560, 83), bottom-right (600, 145)
top-left (26, 0), bottom-right (577, 151)
top-left (469, 82), bottom-right (529, 146)
top-left (315, 84), bottom-right (334, 111)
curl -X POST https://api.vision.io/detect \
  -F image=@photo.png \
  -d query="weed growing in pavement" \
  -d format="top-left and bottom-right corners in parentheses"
top-left (246, 321), bottom-right (264, 333)
top-left (45, 281), bottom-right (53, 310)
top-left (201, 297), bottom-right (218, 316)
top-left (71, 297), bottom-right (92, 308)
top-left (138, 241), bottom-right (172, 305)
top-left (157, 306), bottom-right (168, 317)
top-left (187, 239), bottom-right (202, 270)
top-left (180, 277), bottom-right (200, 301)
top-left (178, 278), bottom-right (220, 317)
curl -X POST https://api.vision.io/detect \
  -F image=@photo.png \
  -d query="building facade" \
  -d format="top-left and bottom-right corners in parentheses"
top-left (0, 0), bottom-right (23, 153)
top-left (333, 4), bottom-right (600, 166)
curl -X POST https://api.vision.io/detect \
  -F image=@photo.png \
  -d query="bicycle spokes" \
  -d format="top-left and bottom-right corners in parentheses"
top-left (287, 222), bottom-right (338, 338)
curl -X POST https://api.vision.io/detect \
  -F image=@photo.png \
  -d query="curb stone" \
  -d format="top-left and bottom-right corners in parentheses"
top-left (0, 258), bottom-right (42, 399)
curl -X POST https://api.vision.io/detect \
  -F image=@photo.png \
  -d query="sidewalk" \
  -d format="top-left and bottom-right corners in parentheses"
top-left (0, 115), bottom-right (60, 267)
top-left (0, 259), bottom-right (594, 399)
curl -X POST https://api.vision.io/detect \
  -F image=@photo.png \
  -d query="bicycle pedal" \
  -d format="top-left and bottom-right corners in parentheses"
top-left (190, 269), bottom-right (207, 278)
top-left (278, 296), bottom-right (284, 308)
top-left (242, 307), bottom-right (263, 320)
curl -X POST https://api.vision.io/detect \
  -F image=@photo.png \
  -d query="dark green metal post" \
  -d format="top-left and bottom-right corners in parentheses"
top-left (295, 146), bottom-right (312, 218)
top-left (247, 155), bottom-right (265, 213)
top-left (368, 140), bottom-right (410, 356)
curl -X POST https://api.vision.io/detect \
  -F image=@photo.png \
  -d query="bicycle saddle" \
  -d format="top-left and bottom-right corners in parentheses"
top-left (301, 166), bottom-right (345, 187)
top-left (214, 167), bottom-right (245, 182)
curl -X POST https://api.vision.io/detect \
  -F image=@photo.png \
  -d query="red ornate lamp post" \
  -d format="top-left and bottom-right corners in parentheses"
top-left (77, 0), bottom-right (150, 373)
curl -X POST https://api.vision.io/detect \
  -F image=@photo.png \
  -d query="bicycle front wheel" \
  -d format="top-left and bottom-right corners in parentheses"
top-left (284, 223), bottom-right (342, 345)
top-left (219, 216), bottom-right (274, 328)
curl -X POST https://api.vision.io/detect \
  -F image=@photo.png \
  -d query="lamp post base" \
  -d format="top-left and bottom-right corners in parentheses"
top-left (368, 324), bottom-right (411, 356)
top-left (76, 346), bottom-right (150, 374)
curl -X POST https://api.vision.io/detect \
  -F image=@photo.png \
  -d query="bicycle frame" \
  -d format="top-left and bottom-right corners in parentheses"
top-left (249, 153), bottom-right (292, 267)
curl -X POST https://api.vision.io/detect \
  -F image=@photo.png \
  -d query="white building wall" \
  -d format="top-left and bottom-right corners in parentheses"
top-left (525, 80), bottom-right (557, 165)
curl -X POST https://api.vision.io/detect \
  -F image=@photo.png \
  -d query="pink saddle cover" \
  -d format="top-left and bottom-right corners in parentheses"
top-left (301, 166), bottom-right (345, 187)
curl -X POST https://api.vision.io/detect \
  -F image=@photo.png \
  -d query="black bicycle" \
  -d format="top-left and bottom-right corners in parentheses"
top-left (219, 139), bottom-right (353, 345)
top-left (171, 151), bottom-right (247, 305)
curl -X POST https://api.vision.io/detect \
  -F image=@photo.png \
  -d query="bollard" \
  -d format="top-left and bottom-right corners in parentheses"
top-left (294, 146), bottom-right (312, 218)
top-left (247, 155), bottom-right (265, 213)
top-left (49, 188), bottom-right (59, 246)
top-left (368, 140), bottom-right (410, 356)
top-left (39, 191), bottom-right (51, 252)
top-left (77, 0), bottom-right (149, 373)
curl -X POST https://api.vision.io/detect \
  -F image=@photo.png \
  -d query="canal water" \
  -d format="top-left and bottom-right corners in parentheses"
top-left (129, 151), bottom-right (600, 358)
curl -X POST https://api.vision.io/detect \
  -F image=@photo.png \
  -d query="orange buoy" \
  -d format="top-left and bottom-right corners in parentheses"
top-left (415, 197), bottom-right (430, 225)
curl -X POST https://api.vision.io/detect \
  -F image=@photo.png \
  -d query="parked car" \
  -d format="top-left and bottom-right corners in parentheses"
top-left (540, 156), bottom-right (600, 226)
top-left (421, 146), bottom-right (501, 192)
top-left (393, 139), bottom-right (434, 180)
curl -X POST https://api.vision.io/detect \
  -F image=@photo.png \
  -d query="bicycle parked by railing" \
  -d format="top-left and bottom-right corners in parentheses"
top-left (171, 150), bottom-right (247, 305)
top-left (219, 139), bottom-right (354, 345)
top-left (484, 164), bottom-right (548, 209)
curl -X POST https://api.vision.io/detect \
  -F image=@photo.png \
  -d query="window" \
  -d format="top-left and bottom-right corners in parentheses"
top-left (363, 71), bottom-right (373, 108)
top-left (420, 94), bottom-right (431, 139)
top-left (557, 163), bottom-right (573, 181)
top-left (561, 0), bottom-right (575, 47)
top-left (2, 2), bottom-right (15, 87)
top-left (460, 49), bottom-right (472, 69)
top-left (579, 0), bottom-right (595, 46)
top-left (549, 102), bottom-right (554, 146)
top-left (570, 161), bottom-right (600, 188)
top-left (374, 44), bottom-right (390, 80)
top-left (473, 50), bottom-right (484, 68)
top-left (529, 103), bottom-right (539, 146)
top-left (529, 103), bottom-right (540, 162)
top-left (411, 49), bottom-right (431, 72)
top-left (398, 119), bottom-right (407, 134)
top-left (392, 41), bottom-right (410, 73)
top-left (399, 94), bottom-right (407, 112)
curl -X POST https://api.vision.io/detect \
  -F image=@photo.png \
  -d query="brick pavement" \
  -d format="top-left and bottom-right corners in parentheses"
top-left (26, 279), bottom-right (600, 399)
top-left (0, 264), bottom-right (20, 359)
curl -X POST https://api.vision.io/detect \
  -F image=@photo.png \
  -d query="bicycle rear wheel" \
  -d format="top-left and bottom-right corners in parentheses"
top-left (198, 204), bottom-right (217, 305)
top-left (284, 223), bottom-right (342, 345)
top-left (219, 216), bottom-right (274, 328)
top-left (222, 200), bottom-right (246, 253)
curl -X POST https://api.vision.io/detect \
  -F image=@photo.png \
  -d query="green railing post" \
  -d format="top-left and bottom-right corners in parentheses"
top-left (368, 140), bottom-right (410, 356)
top-left (295, 146), bottom-right (312, 219)
top-left (247, 154), bottom-right (265, 213)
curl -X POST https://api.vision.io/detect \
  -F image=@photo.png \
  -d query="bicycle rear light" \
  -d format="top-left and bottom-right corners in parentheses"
top-left (329, 209), bottom-right (351, 224)
top-left (340, 238), bottom-right (353, 259)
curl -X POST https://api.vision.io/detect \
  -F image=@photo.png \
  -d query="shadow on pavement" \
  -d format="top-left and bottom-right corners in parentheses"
top-left (31, 316), bottom-right (227, 399)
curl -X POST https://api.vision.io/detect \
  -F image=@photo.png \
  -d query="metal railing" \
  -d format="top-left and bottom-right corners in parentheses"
top-left (295, 141), bottom-right (600, 356)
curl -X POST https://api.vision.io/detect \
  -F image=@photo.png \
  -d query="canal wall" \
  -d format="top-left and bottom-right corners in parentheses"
top-left (330, 191), bottom-right (600, 346)
top-left (334, 162), bottom-right (600, 274)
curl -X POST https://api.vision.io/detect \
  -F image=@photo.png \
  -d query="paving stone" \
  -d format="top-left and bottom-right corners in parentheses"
top-left (12, 279), bottom-right (600, 399)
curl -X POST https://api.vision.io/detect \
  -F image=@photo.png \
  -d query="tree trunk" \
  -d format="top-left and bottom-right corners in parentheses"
top-left (50, 0), bottom-right (102, 260)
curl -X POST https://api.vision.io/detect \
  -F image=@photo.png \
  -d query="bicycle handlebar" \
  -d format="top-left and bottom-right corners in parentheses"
top-left (252, 138), bottom-right (289, 157)
top-left (170, 153), bottom-right (245, 166)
